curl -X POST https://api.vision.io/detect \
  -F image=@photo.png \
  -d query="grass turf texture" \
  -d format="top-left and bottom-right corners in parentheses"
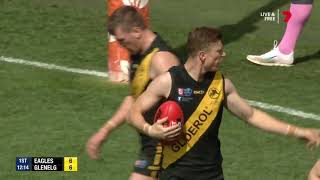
top-left (0, 0), bottom-right (319, 179)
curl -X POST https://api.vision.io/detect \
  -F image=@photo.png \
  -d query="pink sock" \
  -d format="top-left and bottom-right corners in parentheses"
top-left (278, 4), bottom-right (313, 54)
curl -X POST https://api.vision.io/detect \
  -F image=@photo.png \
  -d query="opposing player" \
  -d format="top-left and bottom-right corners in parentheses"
top-left (128, 26), bottom-right (320, 179)
top-left (247, 0), bottom-right (313, 66)
top-left (86, 6), bottom-right (180, 180)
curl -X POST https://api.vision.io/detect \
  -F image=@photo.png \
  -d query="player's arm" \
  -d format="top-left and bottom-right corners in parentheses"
top-left (127, 73), bottom-right (181, 140)
top-left (97, 95), bottom-right (134, 133)
top-left (223, 78), bottom-right (320, 148)
top-left (149, 51), bottom-right (180, 79)
top-left (86, 95), bottom-right (134, 159)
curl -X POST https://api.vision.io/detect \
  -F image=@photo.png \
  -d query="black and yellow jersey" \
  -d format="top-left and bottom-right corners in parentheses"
top-left (130, 34), bottom-right (173, 178)
top-left (129, 34), bottom-right (171, 99)
top-left (160, 65), bottom-right (225, 179)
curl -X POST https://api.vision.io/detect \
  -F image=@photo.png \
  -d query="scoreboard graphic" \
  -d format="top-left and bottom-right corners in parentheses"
top-left (16, 157), bottom-right (78, 172)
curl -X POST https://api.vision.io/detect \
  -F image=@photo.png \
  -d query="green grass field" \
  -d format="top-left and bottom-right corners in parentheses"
top-left (0, 0), bottom-right (319, 179)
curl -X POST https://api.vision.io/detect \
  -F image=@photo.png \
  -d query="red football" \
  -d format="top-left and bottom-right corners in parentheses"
top-left (154, 101), bottom-right (184, 128)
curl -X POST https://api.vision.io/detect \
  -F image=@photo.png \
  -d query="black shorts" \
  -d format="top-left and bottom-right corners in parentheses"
top-left (158, 165), bottom-right (224, 180)
top-left (159, 171), bottom-right (224, 180)
top-left (133, 143), bottom-right (162, 178)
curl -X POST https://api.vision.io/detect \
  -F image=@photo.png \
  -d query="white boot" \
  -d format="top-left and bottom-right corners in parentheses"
top-left (246, 41), bottom-right (294, 67)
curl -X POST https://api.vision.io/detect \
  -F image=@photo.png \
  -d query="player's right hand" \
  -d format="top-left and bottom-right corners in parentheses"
top-left (147, 117), bottom-right (182, 140)
top-left (86, 130), bottom-right (107, 160)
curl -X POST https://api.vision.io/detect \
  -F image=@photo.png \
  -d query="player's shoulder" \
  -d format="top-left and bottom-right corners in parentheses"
top-left (147, 71), bottom-right (172, 96)
top-left (224, 78), bottom-right (232, 85)
top-left (153, 71), bottom-right (172, 84)
top-left (151, 51), bottom-right (179, 64)
top-left (149, 51), bottom-right (180, 78)
top-left (223, 77), bottom-right (236, 95)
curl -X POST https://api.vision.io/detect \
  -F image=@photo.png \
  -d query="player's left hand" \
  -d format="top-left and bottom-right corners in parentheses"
top-left (295, 128), bottom-right (320, 150)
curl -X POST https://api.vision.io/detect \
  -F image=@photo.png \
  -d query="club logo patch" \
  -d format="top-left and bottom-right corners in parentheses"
top-left (208, 88), bottom-right (220, 99)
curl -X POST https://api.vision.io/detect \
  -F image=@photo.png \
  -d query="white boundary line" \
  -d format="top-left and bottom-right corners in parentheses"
top-left (0, 56), bottom-right (108, 78)
top-left (1, 56), bottom-right (320, 121)
top-left (248, 100), bottom-right (320, 121)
